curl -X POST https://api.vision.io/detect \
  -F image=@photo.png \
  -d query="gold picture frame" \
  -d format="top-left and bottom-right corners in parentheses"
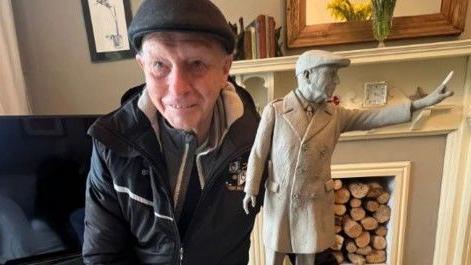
top-left (286, 0), bottom-right (469, 48)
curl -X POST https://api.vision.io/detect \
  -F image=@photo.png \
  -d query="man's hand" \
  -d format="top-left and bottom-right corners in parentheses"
top-left (412, 71), bottom-right (454, 111)
top-left (243, 193), bottom-right (257, 215)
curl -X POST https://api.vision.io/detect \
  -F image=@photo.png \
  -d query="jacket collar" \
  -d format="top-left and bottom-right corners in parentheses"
top-left (282, 90), bottom-right (334, 142)
top-left (137, 81), bottom-right (244, 153)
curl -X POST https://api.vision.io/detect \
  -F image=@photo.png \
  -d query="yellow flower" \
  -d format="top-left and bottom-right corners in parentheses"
top-left (327, 0), bottom-right (372, 22)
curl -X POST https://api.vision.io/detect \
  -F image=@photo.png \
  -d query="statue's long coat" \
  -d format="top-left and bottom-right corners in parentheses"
top-left (244, 90), bottom-right (412, 253)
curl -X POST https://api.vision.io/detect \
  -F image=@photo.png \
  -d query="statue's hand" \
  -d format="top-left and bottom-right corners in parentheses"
top-left (412, 71), bottom-right (454, 111)
top-left (243, 193), bottom-right (257, 215)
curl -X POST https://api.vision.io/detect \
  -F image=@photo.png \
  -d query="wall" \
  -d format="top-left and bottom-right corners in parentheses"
top-left (11, 0), bottom-right (286, 115)
top-left (11, 0), bottom-right (471, 115)
top-left (12, 0), bottom-right (143, 115)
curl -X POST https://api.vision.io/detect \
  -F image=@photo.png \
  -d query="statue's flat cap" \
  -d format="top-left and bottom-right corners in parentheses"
top-left (296, 50), bottom-right (350, 76)
top-left (128, 0), bottom-right (235, 53)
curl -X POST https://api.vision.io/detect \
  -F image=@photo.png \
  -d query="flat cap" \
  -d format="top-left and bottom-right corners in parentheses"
top-left (128, 0), bottom-right (235, 54)
top-left (295, 50), bottom-right (350, 76)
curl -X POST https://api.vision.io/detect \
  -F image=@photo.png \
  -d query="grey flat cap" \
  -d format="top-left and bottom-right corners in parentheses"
top-left (295, 50), bottom-right (350, 76)
top-left (128, 0), bottom-right (235, 53)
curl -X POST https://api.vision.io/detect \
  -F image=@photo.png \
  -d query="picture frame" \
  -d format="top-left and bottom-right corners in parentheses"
top-left (286, 0), bottom-right (469, 48)
top-left (81, 0), bottom-right (134, 62)
top-left (363, 81), bottom-right (388, 107)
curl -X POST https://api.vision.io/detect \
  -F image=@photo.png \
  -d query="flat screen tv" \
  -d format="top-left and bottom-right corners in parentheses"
top-left (0, 115), bottom-right (99, 264)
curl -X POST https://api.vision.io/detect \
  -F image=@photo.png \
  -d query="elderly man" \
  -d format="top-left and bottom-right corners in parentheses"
top-left (82, 0), bottom-right (263, 264)
top-left (243, 50), bottom-right (453, 265)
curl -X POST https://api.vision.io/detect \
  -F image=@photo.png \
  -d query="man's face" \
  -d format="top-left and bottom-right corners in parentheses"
top-left (299, 66), bottom-right (340, 103)
top-left (136, 32), bottom-right (232, 135)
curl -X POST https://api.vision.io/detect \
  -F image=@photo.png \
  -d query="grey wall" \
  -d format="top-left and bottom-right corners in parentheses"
top-left (12, 0), bottom-right (143, 115)
top-left (11, 0), bottom-right (471, 114)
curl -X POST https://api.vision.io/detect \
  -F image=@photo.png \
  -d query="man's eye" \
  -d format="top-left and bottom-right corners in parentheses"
top-left (152, 61), bottom-right (169, 76)
top-left (190, 60), bottom-right (206, 72)
top-left (153, 61), bottom-right (164, 69)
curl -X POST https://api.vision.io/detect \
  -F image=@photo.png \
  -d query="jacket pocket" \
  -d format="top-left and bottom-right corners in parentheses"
top-left (298, 179), bottom-right (334, 200)
top-left (298, 185), bottom-right (318, 199)
top-left (265, 179), bottom-right (280, 193)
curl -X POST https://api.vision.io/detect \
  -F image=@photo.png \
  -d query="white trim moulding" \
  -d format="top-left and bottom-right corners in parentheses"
top-left (231, 40), bottom-right (471, 75)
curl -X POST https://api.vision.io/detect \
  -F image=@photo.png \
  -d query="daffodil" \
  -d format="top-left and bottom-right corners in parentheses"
top-left (327, 0), bottom-right (372, 22)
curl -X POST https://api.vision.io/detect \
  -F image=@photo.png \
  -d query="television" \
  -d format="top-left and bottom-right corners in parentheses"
top-left (0, 115), bottom-right (99, 264)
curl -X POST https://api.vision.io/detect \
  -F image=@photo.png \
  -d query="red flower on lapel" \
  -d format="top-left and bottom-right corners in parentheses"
top-left (328, 96), bottom-right (340, 105)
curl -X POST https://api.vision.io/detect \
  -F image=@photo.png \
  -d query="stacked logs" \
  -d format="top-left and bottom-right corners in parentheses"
top-left (330, 179), bottom-right (391, 265)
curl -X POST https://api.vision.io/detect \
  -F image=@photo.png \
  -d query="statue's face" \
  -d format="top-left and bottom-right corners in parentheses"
top-left (298, 66), bottom-right (340, 103)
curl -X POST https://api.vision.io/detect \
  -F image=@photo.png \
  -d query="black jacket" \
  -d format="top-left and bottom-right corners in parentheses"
top-left (82, 85), bottom-right (264, 265)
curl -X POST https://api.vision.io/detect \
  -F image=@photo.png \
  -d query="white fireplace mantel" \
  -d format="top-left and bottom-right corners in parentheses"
top-left (234, 40), bottom-right (470, 142)
top-left (231, 39), bottom-right (471, 75)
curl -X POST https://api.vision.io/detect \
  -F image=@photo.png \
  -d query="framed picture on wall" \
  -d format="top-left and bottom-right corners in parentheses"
top-left (81, 0), bottom-right (134, 62)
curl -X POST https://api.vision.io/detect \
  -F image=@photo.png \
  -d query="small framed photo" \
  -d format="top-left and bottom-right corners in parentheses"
top-left (81, 0), bottom-right (134, 62)
top-left (363, 81), bottom-right (388, 107)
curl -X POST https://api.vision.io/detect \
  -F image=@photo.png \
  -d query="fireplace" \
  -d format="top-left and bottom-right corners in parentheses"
top-left (330, 162), bottom-right (410, 264)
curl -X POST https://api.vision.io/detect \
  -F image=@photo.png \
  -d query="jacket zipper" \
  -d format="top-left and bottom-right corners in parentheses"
top-left (96, 127), bottom-right (183, 265)
top-left (145, 160), bottom-right (184, 265)
top-left (173, 142), bottom-right (190, 211)
top-left (181, 145), bottom-right (252, 247)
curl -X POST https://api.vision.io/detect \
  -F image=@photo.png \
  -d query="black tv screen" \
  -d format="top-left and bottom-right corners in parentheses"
top-left (0, 115), bottom-right (99, 264)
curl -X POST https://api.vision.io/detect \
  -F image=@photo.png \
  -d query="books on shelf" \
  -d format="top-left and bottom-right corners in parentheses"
top-left (243, 14), bottom-right (276, 60)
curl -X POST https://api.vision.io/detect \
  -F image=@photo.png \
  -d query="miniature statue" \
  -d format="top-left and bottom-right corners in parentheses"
top-left (242, 50), bottom-right (453, 265)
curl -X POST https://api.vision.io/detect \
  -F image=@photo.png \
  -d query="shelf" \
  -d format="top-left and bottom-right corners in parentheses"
top-left (230, 39), bottom-right (471, 75)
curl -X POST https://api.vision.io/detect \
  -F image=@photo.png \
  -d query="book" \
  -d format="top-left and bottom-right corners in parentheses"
top-left (244, 14), bottom-right (277, 60)
top-left (267, 16), bottom-right (276, 58)
top-left (255, 15), bottom-right (267, 59)
top-left (249, 26), bottom-right (257, 59)
top-left (243, 28), bottom-right (253, 60)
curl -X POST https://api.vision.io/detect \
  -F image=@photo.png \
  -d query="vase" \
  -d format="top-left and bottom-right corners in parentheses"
top-left (371, 0), bottom-right (396, 48)
top-left (372, 15), bottom-right (393, 47)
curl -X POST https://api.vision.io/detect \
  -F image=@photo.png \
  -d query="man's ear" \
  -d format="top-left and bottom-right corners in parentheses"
top-left (135, 53), bottom-right (145, 70)
top-left (222, 55), bottom-right (233, 83)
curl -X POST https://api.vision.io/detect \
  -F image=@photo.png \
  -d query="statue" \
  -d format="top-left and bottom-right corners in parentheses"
top-left (242, 50), bottom-right (453, 265)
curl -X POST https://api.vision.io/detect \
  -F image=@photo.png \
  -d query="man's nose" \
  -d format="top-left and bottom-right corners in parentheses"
top-left (168, 66), bottom-right (191, 95)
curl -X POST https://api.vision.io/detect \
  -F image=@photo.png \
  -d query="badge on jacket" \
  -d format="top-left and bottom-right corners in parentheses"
top-left (225, 156), bottom-right (248, 191)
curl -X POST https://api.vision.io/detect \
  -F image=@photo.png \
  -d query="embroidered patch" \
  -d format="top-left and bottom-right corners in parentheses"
top-left (225, 157), bottom-right (248, 191)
